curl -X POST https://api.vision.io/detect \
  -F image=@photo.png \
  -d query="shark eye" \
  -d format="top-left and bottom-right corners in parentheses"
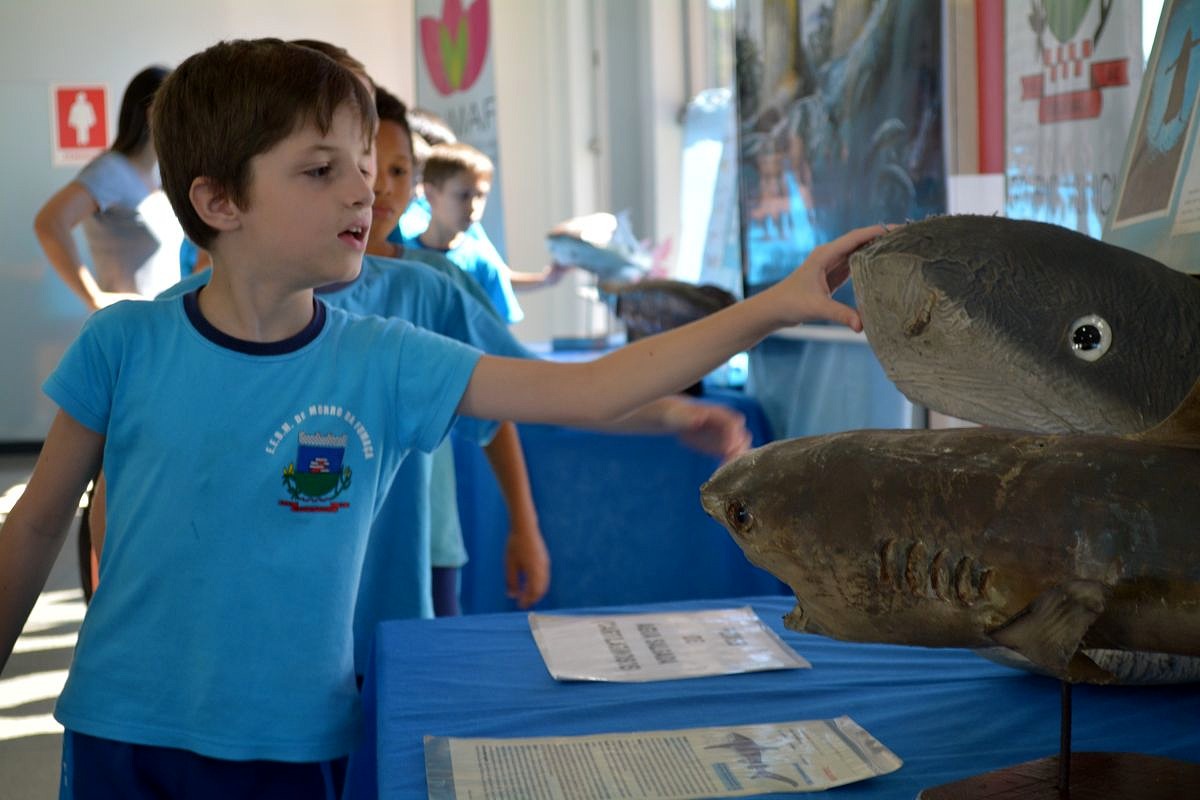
top-left (1069, 314), bottom-right (1111, 362)
top-left (725, 499), bottom-right (754, 533)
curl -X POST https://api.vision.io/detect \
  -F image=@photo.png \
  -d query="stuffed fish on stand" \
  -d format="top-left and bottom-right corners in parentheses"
top-left (701, 380), bottom-right (1200, 685)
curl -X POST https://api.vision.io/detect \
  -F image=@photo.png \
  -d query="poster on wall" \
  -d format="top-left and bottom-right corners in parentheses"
top-left (733, 0), bottom-right (946, 298)
top-left (414, 0), bottom-right (506, 257)
top-left (1005, 0), bottom-right (1142, 236)
top-left (50, 84), bottom-right (107, 166)
top-left (1105, 0), bottom-right (1200, 274)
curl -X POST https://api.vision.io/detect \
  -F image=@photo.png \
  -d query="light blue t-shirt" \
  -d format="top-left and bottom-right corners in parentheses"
top-left (380, 247), bottom-right (506, 568)
top-left (396, 194), bottom-right (504, 266)
top-left (159, 256), bottom-right (531, 670)
top-left (392, 244), bottom-right (501, 323)
top-left (45, 292), bottom-right (481, 761)
top-left (403, 234), bottom-right (524, 325)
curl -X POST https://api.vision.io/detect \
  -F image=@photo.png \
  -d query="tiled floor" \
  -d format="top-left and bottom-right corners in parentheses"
top-left (0, 453), bottom-right (84, 800)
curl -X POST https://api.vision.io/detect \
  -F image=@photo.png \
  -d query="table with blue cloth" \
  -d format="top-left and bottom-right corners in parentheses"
top-left (344, 594), bottom-right (1200, 799)
top-left (452, 386), bottom-right (785, 613)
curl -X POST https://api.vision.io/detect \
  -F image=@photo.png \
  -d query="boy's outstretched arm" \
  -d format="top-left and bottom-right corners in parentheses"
top-left (0, 411), bottom-right (103, 670)
top-left (482, 421), bottom-right (550, 608)
top-left (597, 395), bottom-right (753, 463)
top-left (459, 225), bottom-right (880, 426)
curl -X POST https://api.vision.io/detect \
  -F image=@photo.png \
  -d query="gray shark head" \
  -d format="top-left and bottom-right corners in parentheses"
top-left (849, 215), bottom-right (1200, 434)
top-left (700, 437), bottom-right (912, 642)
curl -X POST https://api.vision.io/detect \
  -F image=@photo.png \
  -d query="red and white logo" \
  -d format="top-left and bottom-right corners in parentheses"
top-left (51, 84), bottom-right (107, 165)
top-left (1019, 2), bottom-right (1130, 124)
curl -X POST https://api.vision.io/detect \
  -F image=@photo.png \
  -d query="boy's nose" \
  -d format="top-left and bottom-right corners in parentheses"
top-left (351, 172), bottom-right (375, 206)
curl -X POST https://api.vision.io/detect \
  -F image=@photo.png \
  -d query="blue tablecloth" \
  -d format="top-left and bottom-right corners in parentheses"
top-left (345, 595), bottom-right (1200, 799)
top-left (452, 388), bottom-right (785, 613)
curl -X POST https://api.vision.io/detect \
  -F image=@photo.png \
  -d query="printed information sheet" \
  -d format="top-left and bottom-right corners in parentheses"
top-left (424, 717), bottom-right (902, 799)
top-left (528, 607), bottom-right (810, 682)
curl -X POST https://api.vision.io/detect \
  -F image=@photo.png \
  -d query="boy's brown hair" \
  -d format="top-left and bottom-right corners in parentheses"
top-left (152, 38), bottom-right (377, 248)
top-left (421, 142), bottom-right (494, 189)
top-left (289, 39), bottom-right (374, 93)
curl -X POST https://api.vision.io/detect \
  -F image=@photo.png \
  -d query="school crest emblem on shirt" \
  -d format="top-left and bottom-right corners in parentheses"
top-left (280, 432), bottom-right (352, 512)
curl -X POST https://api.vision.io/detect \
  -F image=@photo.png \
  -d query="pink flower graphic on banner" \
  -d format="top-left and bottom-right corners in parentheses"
top-left (420, 0), bottom-right (490, 95)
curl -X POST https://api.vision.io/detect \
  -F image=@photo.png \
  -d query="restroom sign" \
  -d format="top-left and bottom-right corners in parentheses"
top-left (51, 84), bottom-right (108, 166)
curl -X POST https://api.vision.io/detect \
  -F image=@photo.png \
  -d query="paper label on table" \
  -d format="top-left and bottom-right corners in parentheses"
top-left (424, 716), bottom-right (901, 799)
top-left (528, 607), bottom-right (810, 682)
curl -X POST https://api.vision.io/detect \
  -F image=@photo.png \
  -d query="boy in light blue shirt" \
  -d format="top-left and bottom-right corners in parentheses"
top-left (0, 39), bottom-right (878, 797)
top-left (403, 142), bottom-right (568, 324)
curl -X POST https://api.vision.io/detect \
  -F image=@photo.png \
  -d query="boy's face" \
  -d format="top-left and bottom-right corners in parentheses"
top-left (234, 103), bottom-right (374, 287)
top-left (425, 171), bottom-right (490, 235)
top-left (368, 119), bottom-right (415, 249)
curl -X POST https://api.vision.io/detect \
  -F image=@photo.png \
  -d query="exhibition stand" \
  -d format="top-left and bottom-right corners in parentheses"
top-left (345, 595), bottom-right (1200, 799)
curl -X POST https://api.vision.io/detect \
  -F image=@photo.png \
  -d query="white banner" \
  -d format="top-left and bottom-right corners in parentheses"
top-left (414, 0), bottom-right (506, 257)
top-left (1005, 0), bottom-right (1143, 235)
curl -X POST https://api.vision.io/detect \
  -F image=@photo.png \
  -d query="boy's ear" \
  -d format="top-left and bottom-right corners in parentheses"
top-left (189, 177), bottom-right (242, 233)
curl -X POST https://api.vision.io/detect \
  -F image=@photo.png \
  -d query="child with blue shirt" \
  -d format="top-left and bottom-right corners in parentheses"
top-left (392, 106), bottom-right (502, 259)
top-left (363, 86), bottom-right (547, 616)
top-left (0, 38), bottom-right (879, 797)
top-left (403, 142), bottom-right (568, 324)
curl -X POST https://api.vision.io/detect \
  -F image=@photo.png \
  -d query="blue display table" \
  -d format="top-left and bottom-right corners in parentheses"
top-left (345, 595), bottom-right (1200, 799)
top-left (451, 387), bottom-right (784, 613)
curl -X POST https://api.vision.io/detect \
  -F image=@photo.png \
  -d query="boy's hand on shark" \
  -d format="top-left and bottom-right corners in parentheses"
top-left (776, 224), bottom-right (887, 331)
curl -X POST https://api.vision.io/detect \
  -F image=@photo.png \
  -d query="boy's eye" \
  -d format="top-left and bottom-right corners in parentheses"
top-left (304, 165), bottom-right (332, 178)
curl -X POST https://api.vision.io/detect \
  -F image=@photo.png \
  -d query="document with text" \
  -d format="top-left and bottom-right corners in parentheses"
top-left (528, 606), bottom-right (810, 682)
top-left (425, 716), bottom-right (902, 799)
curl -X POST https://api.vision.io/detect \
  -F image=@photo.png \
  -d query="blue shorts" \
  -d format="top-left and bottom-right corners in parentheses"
top-left (431, 565), bottom-right (461, 617)
top-left (61, 730), bottom-right (347, 799)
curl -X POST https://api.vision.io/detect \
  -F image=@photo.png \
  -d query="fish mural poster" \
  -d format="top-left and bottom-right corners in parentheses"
top-left (1106, 0), bottom-right (1200, 274)
top-left (414, 0), bottom-right (506, 257)
top-left (733, 0), bottom-right (946, 297)
top-left (1006, 0), bottom-right (1142, 237)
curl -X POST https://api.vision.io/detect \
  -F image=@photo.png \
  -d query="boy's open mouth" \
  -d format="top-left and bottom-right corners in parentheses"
top-left (339, 224), bottom-right (368, 247)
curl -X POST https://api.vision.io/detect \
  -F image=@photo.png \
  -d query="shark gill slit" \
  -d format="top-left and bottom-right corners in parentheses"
top-left (879, 537), bottom-right (986, 607)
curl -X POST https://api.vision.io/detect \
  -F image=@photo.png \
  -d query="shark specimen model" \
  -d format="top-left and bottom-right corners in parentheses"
top-left (701, 378), bottom-right (1200, 685)
top-left (601, 279), bottom-right (737, 342)
top-left (847, 215), bottom-right (1200, 435)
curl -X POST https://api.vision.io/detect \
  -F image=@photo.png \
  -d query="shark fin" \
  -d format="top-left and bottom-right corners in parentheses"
top-left (1133, 375), bottom-right (1200, 449)
top-left (1064, 650), bottom-right (1117, 685)
top-left (988, 579), bottom-right (1110, 681)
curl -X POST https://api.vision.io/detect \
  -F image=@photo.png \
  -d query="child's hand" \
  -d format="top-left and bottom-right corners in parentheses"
top-left (543, 262), bottom-right (570, 287)
top-left (505, 523), bottom-right (550, 608)
top-left (658, 396), bottom-right (753, 463)
top-left (773, 224), bottom-right (887, 331)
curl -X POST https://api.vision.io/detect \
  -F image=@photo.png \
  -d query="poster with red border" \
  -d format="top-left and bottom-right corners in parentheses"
top-left (1004, 1), bottom-right (1142, 236)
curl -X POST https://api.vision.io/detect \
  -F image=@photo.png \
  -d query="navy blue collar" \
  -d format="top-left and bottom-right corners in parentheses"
top-left (183, 289), bottom-right (326, 355)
